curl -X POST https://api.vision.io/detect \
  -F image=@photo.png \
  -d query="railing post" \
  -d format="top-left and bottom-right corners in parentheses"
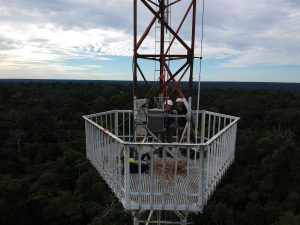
top-left (201, 111), bottom-right (206, 143)
top-left (124, 145), bottom-right (130, 208)
top-left (233, 123), bottom-right (238, 162)
top-left (198, 146), bottom-right (205, 210)
top-left (115, 111), bottom-right (119, 136)
top-left (85, 120), bottom-right (89, 158)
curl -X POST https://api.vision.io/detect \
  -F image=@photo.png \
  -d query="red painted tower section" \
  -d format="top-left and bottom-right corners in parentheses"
top-left (133, 0), bottom-right (197, 107)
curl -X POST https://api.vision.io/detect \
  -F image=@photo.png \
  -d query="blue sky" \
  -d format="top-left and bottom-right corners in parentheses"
top-left (0, 0), bottom-right (299, 82)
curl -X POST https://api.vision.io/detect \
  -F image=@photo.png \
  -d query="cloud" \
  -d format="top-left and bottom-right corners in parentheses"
top-left (0, 0), bottom-right (299, 80)
top-left (0, 0), bottom-right (132, 29)
top-left (201, 0), bottom-right (300, 67)
top-left (0, 23), bottom-right (132, 69)
top-left (0, 59), bottom-right (124, 80)
top-left (221, 47), bottom-right (300, 68)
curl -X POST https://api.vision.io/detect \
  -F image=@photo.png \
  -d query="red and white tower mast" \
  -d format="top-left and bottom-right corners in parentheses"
top-left (133, 0), bottom-right (197, 110)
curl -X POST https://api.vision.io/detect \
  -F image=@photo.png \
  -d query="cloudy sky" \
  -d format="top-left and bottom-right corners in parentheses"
top-left (0, 0), bottom-right (299, 82)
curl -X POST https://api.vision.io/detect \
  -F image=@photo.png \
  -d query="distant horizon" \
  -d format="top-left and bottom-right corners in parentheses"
top-left (0, 78), bottom-right (299, 84)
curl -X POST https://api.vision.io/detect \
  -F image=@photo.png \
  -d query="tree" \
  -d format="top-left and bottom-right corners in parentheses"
top-left (275, 212), bottom-right (300, 225)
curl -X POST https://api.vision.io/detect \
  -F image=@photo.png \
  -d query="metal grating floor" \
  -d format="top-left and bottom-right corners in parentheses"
top-left (128, 166), bottom-right (200, 205)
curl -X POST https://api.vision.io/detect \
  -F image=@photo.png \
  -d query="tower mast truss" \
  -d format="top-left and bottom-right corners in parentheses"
top-left (133, 0), bottom-right (197, 105)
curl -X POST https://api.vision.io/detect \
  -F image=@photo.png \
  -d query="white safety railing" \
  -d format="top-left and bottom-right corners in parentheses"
top-left (83, 110), bottom-right (239, 212)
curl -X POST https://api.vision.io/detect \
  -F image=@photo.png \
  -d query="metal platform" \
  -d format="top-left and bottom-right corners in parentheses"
top-left (83, 110), bottom-right (239, 212)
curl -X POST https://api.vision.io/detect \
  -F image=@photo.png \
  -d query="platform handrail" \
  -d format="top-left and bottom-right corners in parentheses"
top-left (83, 110), bottom-right (239, 147)
top-left (83, 109), bottom-right (239, 212)
top-left (205, 117), bottom-right (240, 146)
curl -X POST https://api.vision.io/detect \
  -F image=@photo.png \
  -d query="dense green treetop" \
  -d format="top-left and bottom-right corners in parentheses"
top-left (0, 83), bottom-right (299, 225)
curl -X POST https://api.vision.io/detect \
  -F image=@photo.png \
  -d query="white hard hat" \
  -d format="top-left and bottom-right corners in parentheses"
top-left (164, 99), bottom-right (173, 106)
top-left (176, 98), bottom-right (184, 103)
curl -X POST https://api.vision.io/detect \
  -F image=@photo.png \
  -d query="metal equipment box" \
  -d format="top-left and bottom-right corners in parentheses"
top-left (147, 108), bottom-right (164, 134)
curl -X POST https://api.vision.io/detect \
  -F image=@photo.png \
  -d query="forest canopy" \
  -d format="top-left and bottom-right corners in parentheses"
top-left (0, 82), bottom-right (299, 225)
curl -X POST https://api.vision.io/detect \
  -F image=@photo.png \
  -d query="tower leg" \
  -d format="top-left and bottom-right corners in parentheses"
top-left (132, 210), bottom-right (191, 225)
